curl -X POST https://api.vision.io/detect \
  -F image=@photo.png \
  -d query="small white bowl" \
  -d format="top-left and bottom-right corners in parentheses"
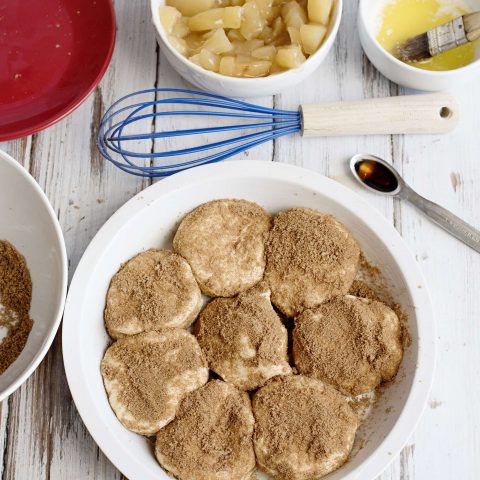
top-left (0, 150), bottom-right (67, 401)
top-left (358, 0), bottom-right (480, 91)
top-left (151, 0), bottom-right (342, 97)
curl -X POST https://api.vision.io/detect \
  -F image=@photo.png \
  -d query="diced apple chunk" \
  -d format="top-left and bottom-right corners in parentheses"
top-left (223, 6), bottom-right (242, 28)
top-left (219, 56), bottom-right (236, 75)
top-left (168, 35), bottom-right (188, 56)
top-left (300, 23), bottom-right (326, 54)
top-left (252, 45), bottom-right (277, 60)
top-left (203, 28), bottom-right (233, 54)
top-left (275, 45), bottom-right (306, 68)
top-left (271, 16), bottom-right (284, 38)
top-left (189, 8), bottom-right (224, 31)
top-left (244, 59), bottom-right (272, 77)
top-left (160, 6), bottom-right (181, 34)
top-left (254, 0), bottom-right (273, 19)
top-left (185, 33), bottom-right (204, 51)
top-left (282, 1), bottom-right (307, 29)
top-left (287, 26), bottom-right (301, 45)
top-left (168, 0), bottom-right (215, 16)
top-left (228, 29), bottom-right (244, 41)
top-left (307, 0), bottom-right (333, 25)
top-left (240, 1), bottom-right (266, 40)
top-left (232, 39), bottom-right (264, 55)
top-left (172, 17), bottom-right (190, 38)
top-left (259, 25), bottom-right (274, 43)
top-left (200, 48), bottom-right (220, 71)
top-left (189, 53), bottom-right (202, 66)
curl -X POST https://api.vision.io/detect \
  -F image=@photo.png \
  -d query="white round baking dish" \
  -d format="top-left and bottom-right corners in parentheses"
top-left (62, 160), bottom-right (435, 480)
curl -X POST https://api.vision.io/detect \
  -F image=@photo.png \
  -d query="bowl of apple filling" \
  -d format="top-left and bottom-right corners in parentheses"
top-left (151, 0), bottom-right (342, 97)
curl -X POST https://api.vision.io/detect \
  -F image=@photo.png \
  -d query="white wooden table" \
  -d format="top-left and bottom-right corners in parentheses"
top-left (1, 1), bottom-right (479, 479)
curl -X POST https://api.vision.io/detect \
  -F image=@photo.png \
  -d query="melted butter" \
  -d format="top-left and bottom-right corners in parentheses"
top-left (377, 0), bottom-right (476, 71)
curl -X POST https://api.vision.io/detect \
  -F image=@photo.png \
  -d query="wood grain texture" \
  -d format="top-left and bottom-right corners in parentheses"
top-left (1, 0), bottom-right (479, 479)
top-left (300, 94), bottom-right (459, 136)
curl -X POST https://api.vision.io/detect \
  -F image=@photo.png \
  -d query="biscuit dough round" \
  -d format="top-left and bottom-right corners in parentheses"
top-left (195, 282), bottom-right (291, 390)
top-left (101, 329), bottom-right (209, 436)
top-left (104, 249), bottom-right (202, 339)
top-left (253, 375), bottom-right (358, 480)
top-left (293, 295), bottom-right (403, 395)
top-left (264, 208), bottom-right (360, 317)
top-left (155, 380), bottom-right (256, 480)
top-left (173, 199), bottom-right (271, 297)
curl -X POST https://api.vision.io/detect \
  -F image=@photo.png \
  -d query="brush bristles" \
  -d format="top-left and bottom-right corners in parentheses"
top-left (395, 33), bottom-right (431, 63)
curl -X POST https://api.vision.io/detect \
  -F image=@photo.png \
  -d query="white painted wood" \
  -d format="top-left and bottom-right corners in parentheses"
top-left (301, 94), bottom-right (459, 137)
top-left (0, 0), bottom-right (479, 479)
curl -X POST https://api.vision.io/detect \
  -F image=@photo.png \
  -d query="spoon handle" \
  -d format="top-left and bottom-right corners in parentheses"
top-left (406, 189), bottom-right (480, 253)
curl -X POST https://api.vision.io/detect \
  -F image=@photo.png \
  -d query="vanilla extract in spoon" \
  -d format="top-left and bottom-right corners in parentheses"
top-left (354, 159), bottom-right (399, 193)
top-left (350, 154), bottom-right (480, 254)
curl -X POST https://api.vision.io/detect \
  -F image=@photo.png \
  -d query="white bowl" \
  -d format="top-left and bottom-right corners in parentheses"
top-left (0, 150), bottom-right (67, 400)
top-left (358, 0), bottom-right (480, 91)
top-left (150, 0), bottom-right (343, 97)
top-left (63, 160), bottom-right (435, 480)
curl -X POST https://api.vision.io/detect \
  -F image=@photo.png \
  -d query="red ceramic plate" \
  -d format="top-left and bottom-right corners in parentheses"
top-left (0, 0), bottom-right (116, 141)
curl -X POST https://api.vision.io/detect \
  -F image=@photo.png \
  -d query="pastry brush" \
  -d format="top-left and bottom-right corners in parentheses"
top-left (395, 12), bottom-right (480, 63)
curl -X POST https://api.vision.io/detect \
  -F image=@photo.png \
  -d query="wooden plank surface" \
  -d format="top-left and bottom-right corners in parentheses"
top-left (1, 0), bottom-right (479, 478)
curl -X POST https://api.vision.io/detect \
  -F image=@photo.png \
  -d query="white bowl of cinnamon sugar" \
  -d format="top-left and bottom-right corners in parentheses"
top-left (0, 150), bottom-right (67, 400)
top-left (63, 160), bottom-right (435, 480)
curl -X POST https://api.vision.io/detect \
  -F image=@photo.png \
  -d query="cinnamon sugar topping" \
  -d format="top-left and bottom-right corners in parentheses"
top-left (156, 380), bottom-right (256, 480)
top-left (196, 282), bottom-right (291, 390)
top-left (253, 375), bottom-right (358, 480)
top-left (101, 329), bottom-right (209, 436)
top-left (293, 296), bottom-right (403, 396)
top-left (104, 249), bottom-right (202, 339)
top-left (265, 208), bottom-right (360, 317)
top-left (0, 240), bottom-right (34, 374)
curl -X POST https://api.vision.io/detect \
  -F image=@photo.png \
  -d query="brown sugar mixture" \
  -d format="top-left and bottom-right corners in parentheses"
top-left (352, 254), bottom-right (411, 349)
top-left (253, 375), bottom-right (358, 480)
top-left (104, 249), bottom-right (202, 339)
top-left (155, 380), bottom-right (256, 480)
top-left (173, 199), bottom-right (271, 298)
top-left (101, 329), bottom-right (208, 436)
top-left (99, 201), bottom-right (410, 480)
top-left (0, 240), bottom-right (34, 374)
top-left (264, 208), bottom-right (360, 317)
top-left (195, 282), bottom-right (291, 390)
top-left (293, 296), bottom-right (403, 396)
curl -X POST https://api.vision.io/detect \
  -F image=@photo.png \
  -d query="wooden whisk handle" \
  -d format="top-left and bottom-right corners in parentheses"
top-left (464, 12), bottom-right (480, 42)
top-left (300, 94), bottom-right (459, 137)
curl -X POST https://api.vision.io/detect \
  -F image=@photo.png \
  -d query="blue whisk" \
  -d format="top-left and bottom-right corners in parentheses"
top-left (97, 88), bottom-right (300, 177)
top-left (97, 89), bottom-right (457, 177)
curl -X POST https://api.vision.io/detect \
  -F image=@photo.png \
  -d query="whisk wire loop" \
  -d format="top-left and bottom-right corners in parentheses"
top-left (98, 88), bottom-right (301, 177)
top-left (106, 124), bottom-right (299, 159)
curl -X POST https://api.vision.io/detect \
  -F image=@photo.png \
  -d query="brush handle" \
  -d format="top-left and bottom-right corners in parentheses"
top-left (300, 94), bottom-right (459, 137)
top-left (464, 12), bottom-right (480, 42)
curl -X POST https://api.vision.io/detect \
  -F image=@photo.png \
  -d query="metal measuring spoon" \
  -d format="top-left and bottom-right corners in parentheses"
top-left (350, 154), bottom-right (480, 254)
